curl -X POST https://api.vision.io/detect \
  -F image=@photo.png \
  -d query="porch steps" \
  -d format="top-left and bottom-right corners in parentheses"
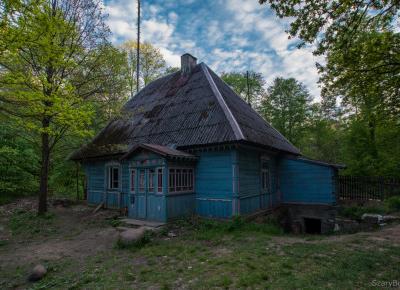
top-left (119, 218), bottom-right (165, 229)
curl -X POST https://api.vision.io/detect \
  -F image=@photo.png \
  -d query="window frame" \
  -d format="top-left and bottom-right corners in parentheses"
top-left (157, 167), bottom-right (163, 194)
top-left (138, 169), bottom-right (145, 193)
top-left (168, 167), bottom-right (195, 194)
top-left (107, 166), bottom-right (120, 190)
top-left (261, 160), bottom-right (270, 192)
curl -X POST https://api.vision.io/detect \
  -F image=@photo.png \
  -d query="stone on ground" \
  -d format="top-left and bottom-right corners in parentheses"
top-left (361, 214), bottom-right (383, 224)
top-left (28, 264), bottom-right (47, 282)
top-left (118, 227), bottom-right (146, 246)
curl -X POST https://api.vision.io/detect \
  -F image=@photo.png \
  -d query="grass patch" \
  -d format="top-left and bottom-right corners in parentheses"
top-left (8, 210), bottom-right (57, 237)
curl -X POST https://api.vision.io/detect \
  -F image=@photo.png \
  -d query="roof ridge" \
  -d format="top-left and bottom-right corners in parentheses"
top-left (208, 68), bottom-right (301, 155)
top-left (200, 63), bottom-right (245, 140)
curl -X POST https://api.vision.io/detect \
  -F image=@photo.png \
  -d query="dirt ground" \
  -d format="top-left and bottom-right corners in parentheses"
top-left (1, 198), bottom-right (399, 289)
top-left (0, 198), bottom-right (119, 267)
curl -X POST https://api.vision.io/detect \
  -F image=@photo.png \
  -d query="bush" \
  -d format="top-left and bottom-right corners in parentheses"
top-left (339, 205), bottom-right (386, 220)
top-left (385, 196), bottom-right (400, 212)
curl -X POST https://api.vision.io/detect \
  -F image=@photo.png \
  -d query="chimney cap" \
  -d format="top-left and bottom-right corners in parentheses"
top-left (181, 53), bottom-right (197, 60)
top-left (181, 53), bottom-right (197, 75)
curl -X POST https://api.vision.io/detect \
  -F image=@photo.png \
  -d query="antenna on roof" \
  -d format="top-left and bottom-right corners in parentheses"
top-left (246, 70), bottom-right (251, 107)
top-left (136, 0), bottom-right (141, 93)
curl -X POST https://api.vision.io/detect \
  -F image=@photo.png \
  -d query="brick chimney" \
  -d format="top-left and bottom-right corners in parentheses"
top-left (181, 53), bottom-right (197, 75)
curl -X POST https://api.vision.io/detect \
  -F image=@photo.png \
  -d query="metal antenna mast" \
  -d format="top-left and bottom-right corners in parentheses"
top-left (136, 0), bottom-right (141, 93)
top-left (246, 70), bottom-right (251, 106)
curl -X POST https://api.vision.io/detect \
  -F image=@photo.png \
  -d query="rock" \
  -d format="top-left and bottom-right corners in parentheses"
top-left (28, 264), bottom-right (47, 282)
top-left (167, 231), bottom-right (177, 238)
top-left (361, 213), bottom-right (383, 224)
top-left (118, 228), bottom-right (146, 246)
top-left (382, 215), bottom-right (400, 223)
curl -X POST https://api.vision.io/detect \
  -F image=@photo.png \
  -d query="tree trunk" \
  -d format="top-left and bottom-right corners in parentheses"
top-left (38, 118), bottom-right (50, 215)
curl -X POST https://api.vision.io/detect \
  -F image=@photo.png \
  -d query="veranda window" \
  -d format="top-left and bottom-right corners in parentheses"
top-left (168, 168), bottom-right (194, 193)
top-left (148, 169), bottom-right (155, 192)
top-left (139, 170), bottom-right (145, 192)
top-left (130, 169), bottom-right (136, 192)
top-left (261, 161), bottom-right (270, 192)
top-left (157, 168), bottom-right (163, 193)
top-left (108, 166), bottom-right (119, 190)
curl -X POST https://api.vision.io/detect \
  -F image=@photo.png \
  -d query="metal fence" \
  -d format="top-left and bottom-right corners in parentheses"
top-left (338, 176), bottom-right (400, 201)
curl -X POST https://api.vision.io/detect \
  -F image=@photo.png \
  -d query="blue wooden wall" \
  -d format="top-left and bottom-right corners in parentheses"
top-left (83, 146), bottom-right (337, 222)
top-left (194, 150), bottom-right (234, 219)
top-left (279, 158), bottom-right (337, 204)
top-left (237, 149), bottom-right (278, 215)
top-left (84, 161), bottom-right (105, 205)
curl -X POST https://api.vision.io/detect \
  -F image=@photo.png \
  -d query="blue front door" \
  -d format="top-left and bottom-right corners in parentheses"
top-left (129, 168), bottom-right (156, 220)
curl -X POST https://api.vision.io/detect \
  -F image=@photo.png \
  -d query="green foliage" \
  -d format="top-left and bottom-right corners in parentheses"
top-left (0, 121), bottom-right (38, 197)
top-left (260, 0), bottom-right (399, 55)
top-left (260, 77), bottom-right (312, 146)
top-left (221, 71), bottom-right (265, 108)
top-left (385, 196), bottom-right (400, 212)
top-left (339, 205), bottom-right (387, 220)
top-left (0, 0), bottom-right (129, 209)
top-left (120, 41), bottom-right (167, 96)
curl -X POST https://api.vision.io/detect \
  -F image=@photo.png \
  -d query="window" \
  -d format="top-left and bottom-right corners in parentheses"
top-left (139, 170), bottom-right (145, 192)
top-left (168, 168), bottom-right (194, 193)
top-left (157, 168), bottom-right (163, 193)
top-left (148, 169), bottom-right (155, 192)
top-left (108, 166), bottom-right (119, 190)
top-left (130, 169), bottom-right (136, 192)
top-left (169, 169), bottom-right (175, 192)
top-left (261, 161), bottom-right (270, 192)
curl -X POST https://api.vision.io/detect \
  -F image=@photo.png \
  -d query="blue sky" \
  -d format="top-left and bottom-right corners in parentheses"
top-left (103, 0), bottom-right (323, 98)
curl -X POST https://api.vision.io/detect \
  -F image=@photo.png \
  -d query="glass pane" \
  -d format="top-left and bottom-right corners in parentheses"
top-left (158, 168), bottom-right (163, 193)
top-left (176, 169), bottom-right (181, 191)
top-left (149, 169), bottom-right (155, 192)
top-left (169, 169), bottom-right (175, 192)
top-left (139, 170), bottom-right (145, 192)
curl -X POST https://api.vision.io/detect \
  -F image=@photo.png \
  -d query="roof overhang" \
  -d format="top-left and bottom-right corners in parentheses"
top-left (120, 143), bottom-right (198, 162)
top-left (297, 157), bottom-right (346, 169)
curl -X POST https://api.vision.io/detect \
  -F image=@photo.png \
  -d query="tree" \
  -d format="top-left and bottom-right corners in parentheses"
top-left (221, 71), bottom-right (265, 108)
top-left (260, 77), bottom-right (312, 146)
top-left (320, 29), bottom-right (400, 120)
top-left (0, 0), bottom-right (128, 214)
top-left (259, 0), bottom-right (399, 54)
top-left (298, 104), bottom-right (342, 163)
top-left (121, 41), bottom-right (166, 96)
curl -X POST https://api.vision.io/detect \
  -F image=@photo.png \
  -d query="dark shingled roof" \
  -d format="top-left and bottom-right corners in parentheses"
top-left (70, 62), bottom-right (300, 160)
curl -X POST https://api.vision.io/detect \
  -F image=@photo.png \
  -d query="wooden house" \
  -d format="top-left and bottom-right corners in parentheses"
top-left (71, 54), bottom-right (342, 232)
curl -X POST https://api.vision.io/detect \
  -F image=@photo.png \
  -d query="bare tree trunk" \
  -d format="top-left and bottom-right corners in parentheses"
top-left (38, 117), bottom-right (50, 215)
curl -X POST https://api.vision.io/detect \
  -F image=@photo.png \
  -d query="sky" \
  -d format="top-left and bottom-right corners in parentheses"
top-left (103, 0), bottom-right (323, 99)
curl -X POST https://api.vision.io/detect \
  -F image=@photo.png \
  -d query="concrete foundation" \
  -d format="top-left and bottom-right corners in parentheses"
top-left (279, 203), bottom-right (338, 234)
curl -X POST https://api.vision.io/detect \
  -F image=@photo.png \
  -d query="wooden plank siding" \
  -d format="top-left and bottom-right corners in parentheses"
top-left (279, 159), bottom-right (337, 205)
top-left (237, 149), bottom-right (276, 215)
top-left (194, 149), bottom-right (234, 218)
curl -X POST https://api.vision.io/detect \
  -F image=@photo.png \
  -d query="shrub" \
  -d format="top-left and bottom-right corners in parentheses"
top-left (385, 196), bottom-right (400, 212)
